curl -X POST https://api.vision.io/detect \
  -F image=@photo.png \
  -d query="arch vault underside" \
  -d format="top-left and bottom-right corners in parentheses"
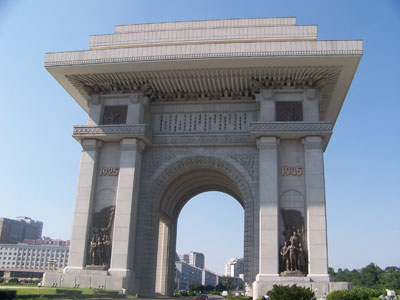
top-left (136, 155), bottom-right (256, 296)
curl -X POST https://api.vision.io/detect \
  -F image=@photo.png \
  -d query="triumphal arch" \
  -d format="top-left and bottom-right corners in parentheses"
top-left (43, 18), bottom-right (362, 297)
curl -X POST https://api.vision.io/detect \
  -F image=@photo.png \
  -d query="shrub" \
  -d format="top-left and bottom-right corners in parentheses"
top-left (0, 290), bottom-right (17, 300)
top-left (326, 290), bottom-right (357, 300)
top-left (326, 288), bottom-right (388, 300)
top-left (266, 284), bottom-right (314, 300)
top-left (7, 279), bottom-right (18, 285)
top-left (351, 287), bottom-right (386, 300)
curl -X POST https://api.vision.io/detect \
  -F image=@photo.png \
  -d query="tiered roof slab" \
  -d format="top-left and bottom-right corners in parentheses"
top-left (45, 17), bottom-right (362, 125)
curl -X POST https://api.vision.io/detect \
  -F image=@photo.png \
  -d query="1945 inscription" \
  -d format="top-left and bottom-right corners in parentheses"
top-left (99, 168), bottom-right (119, 176)
top-left (281, 167), bottom-right (303, 176)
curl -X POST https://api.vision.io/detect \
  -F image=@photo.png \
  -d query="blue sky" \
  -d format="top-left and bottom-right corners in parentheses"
top-left (0, 0), bottom-right (399, 275)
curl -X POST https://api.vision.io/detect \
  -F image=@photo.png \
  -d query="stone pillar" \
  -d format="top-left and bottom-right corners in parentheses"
top-left (256, 90), bottom-right (275, 121)
top-left (302, 136), bottom-right (329, 281)
top-left (155, 218), bottom-right (170, 295)
top-left (109, 138), bottom-right (144, 278)
top-left (167, 220), bottom-right (178, 296)
top-left (65, 139), bottom-right (102, 271)
top-left (303, 88), bottom-right (320, 121)
top-left (87, 95), bottom-right (103, 126)
top-left (256, 136), bottom-right (280, 277)
top-left (127, 94), bottom-right (148, 124)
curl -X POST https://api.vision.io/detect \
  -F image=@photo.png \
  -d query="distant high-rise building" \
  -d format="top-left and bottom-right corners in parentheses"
top-left (0, 217), bottom-right (43, 244)
top-left (178, 254), bottom-right (189, 264)
top-left (224, 258), bottom-right (244, 277)
top-left (175, 251), bottom-right (218, 290)
top-left (189, 251), bottom-right (204, 269)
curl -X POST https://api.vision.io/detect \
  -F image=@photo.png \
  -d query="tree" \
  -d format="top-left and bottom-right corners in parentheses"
top-left (360, 263), bottom-right (382, 288)
top-left (267, 284), bottom-right (314, 300)
top-left (221, 276), bottom-right (233, 290)
top-left (330, 263), bottom-right (400, 290)
top-left (189, 282), bottom-right (203, 292)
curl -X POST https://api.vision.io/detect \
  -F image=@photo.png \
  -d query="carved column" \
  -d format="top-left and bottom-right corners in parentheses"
top-left (302, 136), bottom-right (329, 281)
top-left (256, 89), bottom-right (275, 121)
top-left (87, 95), bottom-right (103, 126)
top-left (303, 88), bottom-right (320, 121)
top-left (127, 94), bottom-right (148, 124)
top-left (167, 219), bottom-right (178, 296)
top-left (109, 138), bottom-right (144, 277)
top-left (256, 136), bottom-right (280, 278)
top-left (65, 139), bottom-right (102, 272)
top-left (155, 217), bottom-right (170, 295)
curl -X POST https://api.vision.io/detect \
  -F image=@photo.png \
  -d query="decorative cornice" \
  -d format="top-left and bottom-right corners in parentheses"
top-left (45, 50), bottom-right (362, 67)
top-left (250, 121), bottom-right (332, 147)
top-left (63, 66), bottom-right (342, 111)
top-left (73, 124), bottom-right (150, 144)
top-left (250, 121), bottom-right (332, 132)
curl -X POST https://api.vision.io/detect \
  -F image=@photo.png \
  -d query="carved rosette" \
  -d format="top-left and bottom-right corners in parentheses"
top-left (142, 153), bottom-right (177, 178)
top-left (228, 154), bottom-right (255, 180)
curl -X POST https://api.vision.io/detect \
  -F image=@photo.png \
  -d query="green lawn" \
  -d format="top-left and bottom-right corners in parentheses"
top-left (0, 285), bottom-right (136, 298)
top-left (14, 286), bottom-right (94, 295)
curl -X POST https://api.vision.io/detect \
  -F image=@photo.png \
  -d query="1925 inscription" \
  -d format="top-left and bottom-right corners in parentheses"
top-left (281, 167), bottom-right (303, 176)
top-left (99, 168), bottom-right (119, 176)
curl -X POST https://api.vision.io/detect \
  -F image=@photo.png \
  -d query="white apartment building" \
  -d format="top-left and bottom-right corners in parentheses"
top-left (175, 252), bottom-right (218, 290)
top-left (202, 269), bottom-right (218, 287)
top-left (175, 261), bottom-right (202, 290)
top-left (188, 251), bottom-right (205, 269)
top-left (224, 258), bottom-right (244, 278)
top-left (0, 243), bottom-right (69, 274)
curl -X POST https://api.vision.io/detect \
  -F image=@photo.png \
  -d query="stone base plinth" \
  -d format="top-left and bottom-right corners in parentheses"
top-left (252, 276), bottom-right (352, 299)
top-left (43, 268), bottom-right (137, 294)
top-left (281, 270), bottom-right (306, 277)
top-left (85, 264), bottom-right (107, 271)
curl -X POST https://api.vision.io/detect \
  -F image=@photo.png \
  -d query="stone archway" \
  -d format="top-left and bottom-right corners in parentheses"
top-left (138, 156), bottom-right (255, 296)
top-left (43, 17), bottom-right (361, 299)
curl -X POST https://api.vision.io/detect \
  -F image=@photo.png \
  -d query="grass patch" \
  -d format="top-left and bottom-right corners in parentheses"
top-left (0, 285), bottom-right (133, 299)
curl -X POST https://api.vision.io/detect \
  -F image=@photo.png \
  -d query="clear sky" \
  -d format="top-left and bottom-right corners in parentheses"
top-left (0, 0), bottom-right (399, 276)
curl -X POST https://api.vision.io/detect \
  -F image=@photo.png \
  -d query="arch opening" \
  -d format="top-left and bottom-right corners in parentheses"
top-left (150, 158), bottom-right (254, 296)
top-left (174, 191), bottom-right (244, 291)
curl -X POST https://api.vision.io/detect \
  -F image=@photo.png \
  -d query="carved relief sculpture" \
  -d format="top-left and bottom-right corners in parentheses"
top-left (102, 106), bottom-right (128, 124)
top-left (87, 206), bottom-right (115, 268)
top-left (276, 101), bottom-right (303, 121)
top-left (280, 209), bottom-right (307, 275)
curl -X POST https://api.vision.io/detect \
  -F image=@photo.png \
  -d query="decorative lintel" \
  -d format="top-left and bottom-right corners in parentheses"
top-left (250, 121), bottom-right (332, 143)
top-left (73, 124), bottom-right (150, 145)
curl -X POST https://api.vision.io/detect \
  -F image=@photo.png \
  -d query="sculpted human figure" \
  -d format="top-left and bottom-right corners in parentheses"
top-left (102, 234), bottom-right (111, 266)
top-left (289, 231), bottom-right (298, 247)
top-left (280, 242), bottom-right (289, 272)
top-left (297, 243), bottom-right (306, 272)
top-left (288, 242), bottom-right (297, 271)
top-left (96, 235), bottom-right (104, 265)
top-left (296, 228), bottom-right (304, 245)
top-left (89, 236), bottom-right (97, 265)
